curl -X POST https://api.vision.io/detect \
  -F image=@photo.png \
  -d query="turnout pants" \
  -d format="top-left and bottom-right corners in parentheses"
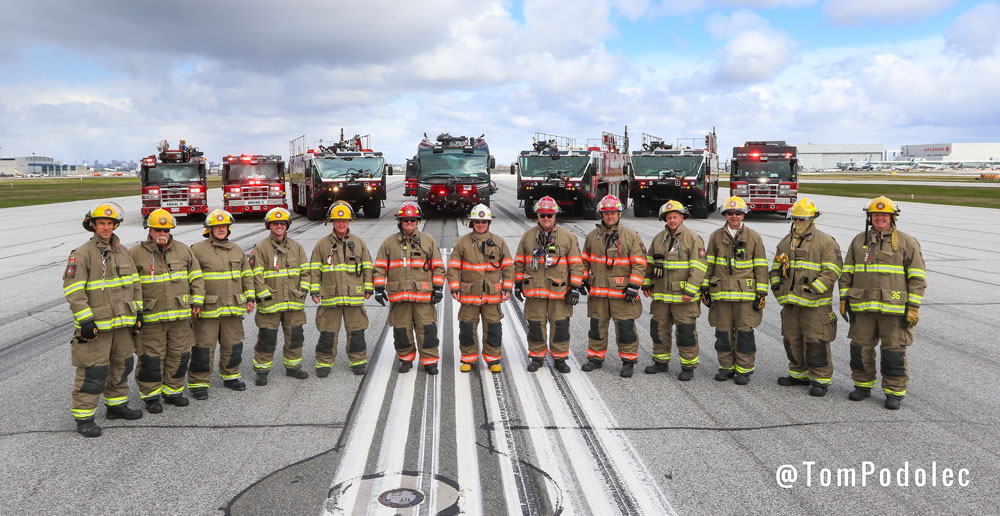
top-left (389, 301), bottom-right (439, 366)
top-left (709, 301), bottom-right (761, 374)
top-left (254, 310), bottom-right (307, 372)
top-left (457, 303), bottom-right (503, 365)
top-left (649, 300), bottom-right (701, 368)
top-left (586, 297), bottom-right (642, 363)
top-left (70, 327), bottom-right (135, 420)
top-left (848, 312), bottom-right (914, 397)
top-left (136, 319), bottom-right (195, 399)
top-left (315, 305), bottom-right (369, 368)
top-left (523, 297), bottom-right (572, 360)
top-left (190, 316), bottom-right (245, 388)
top-left (780, 304), bottom-right (837, 384)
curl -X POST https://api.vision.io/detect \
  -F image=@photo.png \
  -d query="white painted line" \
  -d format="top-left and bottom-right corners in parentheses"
top-left (416, 299), bottom-right (444, 514)
top-left (451, 281), bottom-right (484, 514)
top-left (364, 353), bottom-right (418, 515)
top-left (478, 336), bottom-right (529, 514)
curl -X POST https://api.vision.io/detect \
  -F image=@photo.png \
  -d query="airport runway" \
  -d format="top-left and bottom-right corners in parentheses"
top-left (1, 175), bottom-right (998, 515)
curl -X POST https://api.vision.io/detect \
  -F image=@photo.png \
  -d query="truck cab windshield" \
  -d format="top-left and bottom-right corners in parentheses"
top-left (733, 161), bottom-right (795, 179)
top-left (419, 152), bottom-right (488, 180)
top-left (631, 155), bottom-right (702, 178)
top-left (229, 163), bottom-right (281, 180)
top-left (314, 157), bottom-right (385, 179)
top-left (147, 164), bottom-right (201, 183)
top-left (518, 156), bottom-right (589, 178)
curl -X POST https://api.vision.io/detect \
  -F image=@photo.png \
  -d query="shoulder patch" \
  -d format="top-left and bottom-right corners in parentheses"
top-left (63, 256), bottom-right (77, 280)
top-left (640, 242), bottom-right (647, 255)
top-left (698, 248), bottom-right (706, 258)
top-left (249, 248), bottom-right (256, 267)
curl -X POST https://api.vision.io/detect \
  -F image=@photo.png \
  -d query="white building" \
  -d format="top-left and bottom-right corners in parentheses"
top-left (0, 156), bottom-right (90, 176)
top-left (899, 142), bottom-right (1000, 162)
top-left (793, 143), bottom-right (886, 170)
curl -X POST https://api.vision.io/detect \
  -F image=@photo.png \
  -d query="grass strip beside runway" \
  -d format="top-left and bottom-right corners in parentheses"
top-left (0, 177), bottom-right (223, 208)
top-left (717, 180), bottom-right (999, 209)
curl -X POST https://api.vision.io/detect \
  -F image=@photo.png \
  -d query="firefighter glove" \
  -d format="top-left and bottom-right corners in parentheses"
top-left (580, 279), bottom-right (590, 296)
top-left (565, 287), bottom-right (580, 306)
top-left (258, 294), bottom-right (272, 302)
top-left (374, 286), bottom-right (387, 306)
top-left (905, 306), bottom-right (919, 328)
top-left (770, 279), bottom-right (781, 292)
top-left (624, 284), bottom-right (639, 303)
top-left (840, 300), bottom-right (851, 323)
top-left (79, 320), bottom-right (98, 341)
top-left (431, 287), bottom-right (443, 305)
top-left (650, 254), bottom-right (664, 279)
top-left (700, 286), bottom-right (712, 308)
top-left (775, 253), bottom-right (790, 278)
top-left (131, 312), bottom-right (143, 335)
top-left (753, 293), bottom-right (766, 311)
top-left (514, 282), bottom-right (524, 302)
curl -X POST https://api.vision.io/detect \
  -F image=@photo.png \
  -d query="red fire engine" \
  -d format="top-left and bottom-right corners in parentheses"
top-left (140, 140), bottom-right (209, 220)
top-left (729, 141), bottom-right (799, 215)
top-left (221, 154), bottom-right (287, 214)
top-left (289, 132), bottom-right (389, 220)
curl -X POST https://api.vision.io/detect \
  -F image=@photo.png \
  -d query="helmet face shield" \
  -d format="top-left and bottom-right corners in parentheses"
top-left (264, 207), bottom-right (291, 228)
top-left (84, 201), bottom-right (125, 232)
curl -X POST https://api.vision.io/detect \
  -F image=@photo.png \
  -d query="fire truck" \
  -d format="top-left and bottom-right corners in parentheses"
top-left (512, 131), bottom-right (628, 219)
top-left (404, 133), bottom-right (495, 216)
top-left (140, 140), bottom-right (209, 220)
top-left (729, 141), bottom-right (799, 215)
top-left (628, 131), bottom-right (721, 218)
top-left (221, 154), bottom-right (287, 214)
top-left (288, 131), bottom-right (389, 220)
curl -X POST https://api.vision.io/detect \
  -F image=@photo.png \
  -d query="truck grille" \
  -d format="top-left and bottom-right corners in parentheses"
top-left (241, 185), bottom-right (270, 200)
top-left (161, 187), bottom-right (190, 203)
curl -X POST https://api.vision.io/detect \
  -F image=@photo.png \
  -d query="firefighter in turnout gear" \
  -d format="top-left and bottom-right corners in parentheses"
top-left (129, 209), bottom-right (205, 412)
top-left (190, 209), bottom-right (255, 399)
top-left (252, 207), bottom-right (312, 384)
top-left (514, 196), bottom-right (585, 373)
top-left (447, 203), bottom-right (514, 373)
top-left (642, 200), bottom-right (708, 381)
top-left (770, 198), bottom-right (843, 397)
top-left (308, 202), bottom-right (374, 377)
top-left (580, 195), bottom-right (647, 378)
top-left (705, 196), bottom-right (769, 385)
top-left (63, 202), bottom-right (144, 437)
top-left (840, 196), bottom-right (926, 410)
top-left (374, 202), bottom-right (446, 374)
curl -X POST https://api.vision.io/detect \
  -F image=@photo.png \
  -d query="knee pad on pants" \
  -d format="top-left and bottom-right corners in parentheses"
top-left (527, 320), bottom-right (544, 342)
top-left (226, 342), bottom-right (243, 369)
top-left (189, 346), bottom-right (211, 374)
top-left (617, 319), bottom-right (637, 344)
top-left (881, 349), bottom-right (906, 377)
top-left (805, 341), bottom-right (828, 368)
top-left (422, 323), bottom-right (439, 349)
top-left (486, 322), bottom-right (503, 349)
top-left (80, 365), bottom-right (109, 394)
top-left (649, 319), bottom-right (662, 344)
top-left (256, 328), bottom-right (278, 353)
top-left (120, 355), bottom-right (135, 384)
top-left (393, 327), bottom-right (409, 351)
top-left (136, 355), bottom-right (162, 383)
top-left (554, 319), bottom-right (570, 342)
top-left (714, 330), bottom-right (731, 352)
top-left (290, 325), bottom-right (304, 349)
top-left (736, 330), bottom-right (756, 354)
top-left (173, 351), bottom-right (191, 379)
top-left (348, 330), bottom-right (366, 353)
top-left (849, 344), bottom-right (865, 371)
top-left (458, 321), bottom-right (475, 348)
top-left (588, 318), bottom-right (602, 340)
top-left (676, 323), bottom-right (697, 348)
top-left (317, 331), bottom-right (335, 355)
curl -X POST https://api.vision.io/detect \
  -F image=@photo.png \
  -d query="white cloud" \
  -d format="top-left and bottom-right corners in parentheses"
top-left (706, 10), bottom-right (772, 38)
top-left (713, 29), bottom-right (797, 84)
top-left (822, 0), bottom-right (956, 25)
top-left (945, 2), bottom-right (1000, 57)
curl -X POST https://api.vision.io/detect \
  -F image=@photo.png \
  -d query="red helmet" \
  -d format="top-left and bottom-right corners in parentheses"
top-left (534, 196), bottom-right (559, 214)
top-left (395, 202), bottom-right (423, 220)
top-left (597, 194), bottom-right (623, 213)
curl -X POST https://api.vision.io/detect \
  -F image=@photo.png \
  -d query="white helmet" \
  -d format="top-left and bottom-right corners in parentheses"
top-left (468, 203), bottom-right (493, 227)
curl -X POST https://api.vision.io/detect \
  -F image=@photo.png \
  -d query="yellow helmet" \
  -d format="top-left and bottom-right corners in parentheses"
top-left (327, 201), bottom-right (354, 221)
top-left (144, 208), bottom-right (176, 229)
top-left (82, 202), bottom-right (124, 232)
top-left (658, 200), bottom-right (689, 220)
top-left (264, 207), bottom-right (292, 228)
top-left (721, 196), bottom-right (749, 215)
top-left (203, 208), bottom-right (234, 237)
top-left (788, 197), bottom-right (819, 219)
top-left (863, 196), bottom-right (900, 216)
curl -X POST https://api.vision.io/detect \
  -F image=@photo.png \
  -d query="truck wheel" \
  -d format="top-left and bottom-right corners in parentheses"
top-left (582, 195), bottom-right (600, 220)
top-left (418, 202), bottom-right (434, 219)
top-left (306, 189), bottom-right (325, 221)
top-left (633, 199), bottom-right (650, 217)
top-left (190, 212), bottom-right (207, 222)
top-left (691, 198), bottom-right (709, 219)
top-left (291, 185), bottom-right (304, 215)
top-left (364, 200), bottom-right (382, 219)
top-left (524, 202), bottom-right (535, 219)
top-left (709, 183), bottom-right (718, 212)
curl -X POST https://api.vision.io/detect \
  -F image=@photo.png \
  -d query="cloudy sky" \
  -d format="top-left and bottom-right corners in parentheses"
top-left (1, 0), bottom-right (998, 165)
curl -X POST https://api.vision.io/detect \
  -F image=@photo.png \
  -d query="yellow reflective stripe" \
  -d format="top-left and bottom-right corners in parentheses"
top-left (64, 280), bottom-right (86, 295)
top-left (753, 259), bottom-right (768, 267)
top-left (85, 274), bottom-right (140, 290)
top-left (320, 296), bottom-right (366, 306)
top-left (283, 357), bottom-right (303, 367)
top-left (198, 306), bottom-right (246, 318)
top-left (653, 353), bottom-right (672, 360)
top-left (261, 268), bottom-right (303, 279)
top-left (220, 372), bottom-right (241, 380)
top-left (848, 301), bottom-right (905, 314)
top-left (789, 260), bottom-right (820, 271)
top-left (258, 301), bottom-right (305, 313)
top-left (298, 281), bottom-right (311, 291)
top-left (854, 380), bottom-right (876, 388)
top-left (907, 293), bottom-right (923, 305)
top-left (788, 370), bottom-right (809, 379)
top-left (191, 295), bottom-right (204, 304)
top-left (143, 309), bottom-right (193, 322)
top-left (883, 387), bottom-right (906, 396)
top-left (72, 408), bottom-right (97, 419)
top-left (73, 307), bottom-right (93, 322)
top-left (187, 382), bottom-right (210, 389)
top-left (104, 396), bottom-right (128, 406)
top-left (822, 262), bottom-right (842, 275)
top-left (73, 315), bottom-right (137, 330)
top-left (710, 292), bottom-right (756, 301)
top-left (813, 378), bottom-right (832, 384)
top-left (855, 264), bottom-right (905, 274)
top-left (843, 264), bottom-right (855, 273)
top-left (203, 271), bottom-right (243, 280)
top-left (651, 293), bottom-right (696, 303)
top-left (257, 288), bottom-right (273, 298)
top-left (907, 268), bottom-right (926, 279)
top-left (316, 361), bottom-right (335, 368)
top-left (140, 387), bottom-right (162, 400)
top-left (162, 384), bottom-right (185, 395)
top-left (349, 358), bottom-right (368, 367)
top-left (138, 271), bottom-right (191, 284)
top-left (811, 279), bottom-right (828, 293)
top-left (244, 289), bottom-right (256, 298)
top-left (253, 359), bottom-right (272, 369)
top-left (734, 364), bottom-right (755, 373)
top-left (679, 356), bottom-right (700, 365)
top-left (776, 294), bottom-right (833, 307)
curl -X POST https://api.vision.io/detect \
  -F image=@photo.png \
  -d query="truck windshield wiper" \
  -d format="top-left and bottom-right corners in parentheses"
top-left (658, 169), bottom-right (679, 178)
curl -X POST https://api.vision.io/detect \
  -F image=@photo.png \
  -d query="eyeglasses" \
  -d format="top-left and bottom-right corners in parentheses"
top-left (472, 220), bottom-right (490, 224)
top-left (151, 228), bottom-right (171, 233)
top-left (400, 218), bottom-right (419, 223)
top-left (537, 214), bottom-right (554, 219)
top-left (724, 212), bottom-right (745, 217)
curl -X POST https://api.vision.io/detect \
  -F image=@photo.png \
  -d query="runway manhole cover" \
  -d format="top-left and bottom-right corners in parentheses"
top-left (377, 487), bottom-right (425, 508)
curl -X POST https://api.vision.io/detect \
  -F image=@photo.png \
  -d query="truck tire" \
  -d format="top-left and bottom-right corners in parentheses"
top-left (418, 202), bottom-right (434, 219)
top-left (306, 189), bottom-right (325, 221)
top-left (364, 200), bottom-right (382, 219)
top-left (524, 202), bottom-right (535, 219)
top-left (291, 185), bottom-right (304, 215)
top-left (709, 183), bottom-right (718, 212)
top-left (190, 212), bottom-right (207, 222)
top-left (691, 198), bottom-right (709, 219)
top-left (633, 199), bottom-right (650, 217)
top-left (582, 193), bottom-right (600, 220)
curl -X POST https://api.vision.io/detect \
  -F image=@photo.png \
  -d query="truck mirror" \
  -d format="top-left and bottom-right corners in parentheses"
top-left (387, 165), bottom-right (394, 176)
top-left (510, 163), bottom-right (516, 175)
top-left (406, 159), bottom-right (419, 179)
top-left (489, 155), bottom-right (496, 170)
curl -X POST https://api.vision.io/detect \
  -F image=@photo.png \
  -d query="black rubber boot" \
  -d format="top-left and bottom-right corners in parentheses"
top-left (777, 376), bottom-right (811, 386)
top-left (620, 362), bottom-right (634, 378)
top-left (808, 382), bottom-right (829, 397)
top-left (714, 369), bottom-right (735, 382)
top-left (527, 358), bottom-right (544, 372)
top-left (677, 368), bottom-right (695, 382)
top-left (106, 404), bottom-right (143, 420)
top-left (316, 367), bottom-right (331, 378)
top-left (644, 362), bottom-right (669, 374)
top-left (399, 360), bottom-right (413, 373)
top-left (224, 379), bottom-right (246, 391)
top-left (285, 368), bottom-right (308, 380)
top-left (425, 364), bottom-right (439, 375)
top-left (255, 373), bottom-right (269, 386)
top-left (190, 387), bottom-right (209, 400)
top-left (581, 359), bottom-right (603, 372)
top-left (163, 395), bottom-right (190, 407)
top-left (144, 399), bottom-right (163, 414)
top-left (553, 360), bottom-right (570, 373)
top-left (351, 364), bottom-right (367, 376)
top-left (734, 373), bottom-right (750, 385)
top-left (848, 387), bottom-right (871, 401)
top-left (76, 418), bottom-right (102, 438)
top-left (884, 394), bottom-right (903, 410)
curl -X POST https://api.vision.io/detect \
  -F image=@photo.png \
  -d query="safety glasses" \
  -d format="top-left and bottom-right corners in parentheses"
top-left (472, 220), bottom-right (490, 224)
top-left (723, 212), bottom-right (745, 217)
top-left (537, 214), bottom-right (554, 219)
top-left (400, 218), bottom-right (419, 223)
top-left (151, 228), bottom-right (171, 233)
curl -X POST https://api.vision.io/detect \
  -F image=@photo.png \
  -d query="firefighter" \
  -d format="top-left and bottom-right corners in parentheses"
top-left (189, 209), bottom-right (255, 399)
top-left (579, 195), bottom-right (646, 378)
top-left (308, 202), bottom-right (373, 377)
top-left (63, 202), bottom-right (143, 437)
top-left (252, 207), bottom-right (312, 385)
top-left (704, 196), bottom-right (769, 385)
top-left (448, 203), bottom-right (514, 373)
top-left (514, 196), bottom-right (585, 373)
top-left (642, 200), bottom-right (707, 381)
top-left (374, 202), bottom-right (446, 374)
top-left (840, 196), bottom-right (926, 410)
top-left (129, 209), bottom-right (205, 412)
top-left (770, 198), bottom-right (842, 397)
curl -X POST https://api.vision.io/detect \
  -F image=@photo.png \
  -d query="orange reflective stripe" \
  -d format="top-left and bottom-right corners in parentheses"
top-left (567, 256), bottom-right (584, 264)
top-left (524, 288), bottom-right (567, 299)
top-left (551, 350), bottom-right (569, 358)
top-left (388, 292), bottom-right (433, 302)
top-left (448, 281), bottom-right (461, 290)
top-left (590, 287), bottom-right (626, 298)
top-left (588, 349), bottom-right (607, 358)
top-left (448, 259), bottom-right (463, 268)
top-left (528, 349), bottom-right (547, 357)
top-left (373, 277), bottom-right (387, 286)
top-left (482, 353), bottom-right (502, 362)
top-left (420, 357), bottom-right (439, 365)
top-left (398, 352), bottom-right (416, 361)
top-left (457, 294), bottom-right (504, 304)
top-left (514, 272), bottom-right (525, 280)
top-left (432, 276), bottom-right (445, 285)
top-left (374, 259), bottom-right (388, 267)
top-left (619, 352), bottom-right (639, 360)
top-left (628, 274), bottom-right (644, 285)
top-left (460, 354), bottom-right (479, 363)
